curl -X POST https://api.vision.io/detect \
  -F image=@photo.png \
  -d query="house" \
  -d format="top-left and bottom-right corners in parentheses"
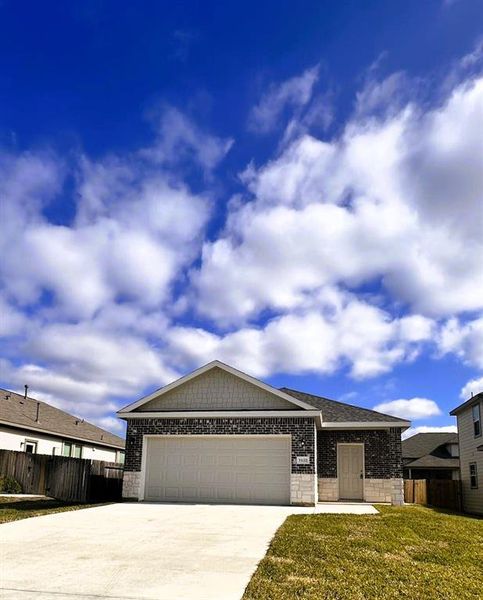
top-left (117, 360), bottom-right (410, 506)
top-left (402, 432), bottom-right (460, 480)
top-left (0, 387), bottom-right (125, 463)
top-left (450, 392), bottom-right (483, 515)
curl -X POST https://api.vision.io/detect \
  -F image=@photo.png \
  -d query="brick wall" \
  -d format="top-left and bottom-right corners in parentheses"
top-left (317, 428), bottom-right (403, 479)
top-left (124, 417), bottom-right (316, 474)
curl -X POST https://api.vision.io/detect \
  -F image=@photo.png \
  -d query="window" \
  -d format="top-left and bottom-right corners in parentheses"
top-left (472, 403), bottom-right (481, 437)
top-left (116, 450), bottom-right (125, 465)
top-left (469, 463), bottom-right (478, 489)
top-left (24, 440), bottom-right (37, 454)
top-left (62, 442), bottom-right (83, 458)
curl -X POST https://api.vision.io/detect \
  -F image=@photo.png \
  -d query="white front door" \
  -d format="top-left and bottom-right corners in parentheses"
top-left (143, 435), bottom-right (291, 505)
top-left (338, 444), bottom-right (364, 500)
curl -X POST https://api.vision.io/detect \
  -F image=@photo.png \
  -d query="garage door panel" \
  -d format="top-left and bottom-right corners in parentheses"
top-left (144, 436), bottom-right (290, 504)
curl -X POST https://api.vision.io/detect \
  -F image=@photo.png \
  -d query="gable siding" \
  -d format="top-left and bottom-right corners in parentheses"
top-left (136, 367), bottom-right (297, 411)
top-left (457, 401), bottom-right (483, 515)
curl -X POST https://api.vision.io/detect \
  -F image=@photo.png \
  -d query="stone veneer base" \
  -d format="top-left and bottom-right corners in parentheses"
top-left (122, 471), bottom-right (141, 499)
top-left (290, 473), bottom-right (317, 506)
top-left (318, 477), bottom-right (404, 505)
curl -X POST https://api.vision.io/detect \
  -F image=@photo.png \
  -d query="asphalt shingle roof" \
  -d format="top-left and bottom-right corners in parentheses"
top-left (402, 432), bottom-right (458, 459)
top-left (281, 388), bottom-right (407, 423)
top-left (404, 455), bottom-right (460, 469)
top-left (0, 388), bottom-right (125, 449)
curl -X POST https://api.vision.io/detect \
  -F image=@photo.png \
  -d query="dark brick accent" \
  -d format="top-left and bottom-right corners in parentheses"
top-left (124, 417), bottom-right (316, 474)
top-left (317, 428), bottom-right (403, 479)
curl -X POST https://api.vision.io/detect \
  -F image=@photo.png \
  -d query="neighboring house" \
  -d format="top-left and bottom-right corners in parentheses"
top-left (0, 387), bottom-right (125, 463)
top-left (450, 392), bottom-right (483, 515)
top-left (402, 432), bottom-right (460, 480)
top-left (117, 360), bottom-right (410, 506)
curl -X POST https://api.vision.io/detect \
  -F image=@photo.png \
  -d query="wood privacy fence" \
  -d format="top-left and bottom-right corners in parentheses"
top-left (404, 479), bottom-right (462, 511)
top-left (0, 449), bottom-right (123, 503)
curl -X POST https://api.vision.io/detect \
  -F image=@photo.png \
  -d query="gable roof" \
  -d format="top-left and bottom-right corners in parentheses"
top-left (450, 391), bottom-right (482, 416)
top-left (402, 432), bottom-right (458, 459)
top-left (281, 388), bottom-right (409, 425)
top-left (118, 360), bottom-right (318, 414)
top-left (0, 388), bottom-right (125, 449)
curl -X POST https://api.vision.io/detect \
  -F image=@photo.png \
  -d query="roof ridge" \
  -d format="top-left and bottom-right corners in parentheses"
top-left (281, 386), bottom-right (404, 421)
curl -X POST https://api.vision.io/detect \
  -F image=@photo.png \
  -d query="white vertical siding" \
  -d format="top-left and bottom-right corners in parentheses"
top-left (457, 401), bottom-right (483, 515)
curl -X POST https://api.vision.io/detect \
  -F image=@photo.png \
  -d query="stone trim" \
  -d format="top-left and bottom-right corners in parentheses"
top-left (318, 478), bottom-right (338, 502)
top-left (122, 471), bottom-right (141, 500)
top-left (317, 476), bottom-right (404, 505)
top-left (291, 473), bottom-right (316, 505)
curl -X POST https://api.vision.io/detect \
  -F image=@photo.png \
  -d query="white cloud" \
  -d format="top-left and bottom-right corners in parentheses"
top-left (92, 416), bottom-right (125, 434)
top-left (460, 376), bottom-right (483, 400)
top-left (438, 316), bottom-right (483, 370)
top-left (0, 117), bottom-right (211, 321)
top-left (373, 397), bottom-right (442, 420)
top-left (248, 66), bottom-right (319, 133)
top-left (167, 290), bottom-right (433, 380)
top-left (402, 425), bottom-right (457, 440)
top-left (196, 74), bottom-right (483, 323)
top-left (0, 107), bottom-right (216, 425)
top-left (141, 106), bottom-right (233, 173)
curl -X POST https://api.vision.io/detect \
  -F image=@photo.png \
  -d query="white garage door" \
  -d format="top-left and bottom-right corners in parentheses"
top-left (143, 436), bottom-right (291, 505)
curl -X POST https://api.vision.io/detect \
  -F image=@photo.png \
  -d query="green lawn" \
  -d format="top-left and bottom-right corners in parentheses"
top-left (0, 496), bottom-right (101, 524)
top-left (243, 505), bottom-right (483, 600)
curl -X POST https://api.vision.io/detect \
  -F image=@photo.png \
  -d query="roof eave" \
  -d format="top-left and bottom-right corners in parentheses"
top-left (450, 393), bottom-right (482, 416)
top-left (118, 409), bottom-right (321, 419)
top-left (321, 420), bottom-right (410, 430)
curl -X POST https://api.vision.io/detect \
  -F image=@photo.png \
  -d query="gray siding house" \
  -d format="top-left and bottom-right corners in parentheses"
top-left (118, 361), bottom-right (409, 506)
top-left (450, 392), bottom-right (483, 515)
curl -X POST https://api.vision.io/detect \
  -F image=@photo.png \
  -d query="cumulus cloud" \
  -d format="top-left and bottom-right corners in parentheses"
top-left (166, 289), bottom-right (433, 379)
top-left (248, 65), bottom-right (320, 133)
top-left (196, 74), bottom-right (483, 323)
top-left (402, 425), bottom-right (457, 440)
top-left (373, 397), bottom-right (442, 420)
top-left (437, 316), bottom-right (483, 370)
top-left (460, 376), bottom-right (483, 400)
top-left (0, 107), bottom-right (217, 431)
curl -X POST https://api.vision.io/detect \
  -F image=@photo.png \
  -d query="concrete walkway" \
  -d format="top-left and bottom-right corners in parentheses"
top-left (0, 502), bottom-right (377, 600)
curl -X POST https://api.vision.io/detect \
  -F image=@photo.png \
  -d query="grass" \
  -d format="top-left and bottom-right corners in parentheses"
top-left (243, 505), bottom-right (483, 600)
top-left (0, 496), bottom-right (101, 524)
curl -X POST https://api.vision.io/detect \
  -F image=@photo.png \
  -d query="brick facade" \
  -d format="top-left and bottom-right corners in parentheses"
top-left (125, 417), bottom-right (316, 474)
top-left (317, 428), bottom-right (403, 479)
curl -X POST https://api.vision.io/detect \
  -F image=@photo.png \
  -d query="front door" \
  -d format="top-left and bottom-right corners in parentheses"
top-left (338, 444), bottom-right (363, 500)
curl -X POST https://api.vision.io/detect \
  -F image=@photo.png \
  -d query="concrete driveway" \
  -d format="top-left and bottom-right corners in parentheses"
top-left (0, 502), bottom-right (317, 600)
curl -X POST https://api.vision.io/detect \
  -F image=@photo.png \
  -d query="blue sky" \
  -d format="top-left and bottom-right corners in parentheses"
top-left (1, 0), bottom-right (482, 437)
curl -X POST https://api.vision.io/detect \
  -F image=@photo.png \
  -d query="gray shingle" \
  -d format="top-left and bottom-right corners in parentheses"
top-left (280, 388), bottom-right (407, 423)
top-left (402, 432), bottom-right (458, 459)
top-left (0, 388), bottom-right (125, 449)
